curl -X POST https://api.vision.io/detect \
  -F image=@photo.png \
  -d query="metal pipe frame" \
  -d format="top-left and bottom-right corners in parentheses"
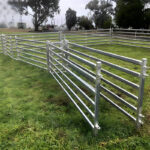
top-left (50, 56), bottom-right (95, 106)
top-left (68, 47), bottom-right (139, 89)
top-left (18, 43), bottom-right (46, 50)
top-left (18, 47), bottom-right (46, 55)
top-left (94, 62), bottom-right (101, 135)
top-left (20, 59), bottom-right (48, 70)
top-left (20, 51), bottom-right (47, 61)
top-left (20, 55), bottom-right (47, 66)
top-left (48, 49), bottom-right (95, 94)
top-left (51, 63), bottom-right (95, 118)
top-left (69, 42), bottom-right (142, 65)
top-left (69, 60), bottom-right (138, 101)
top-left (51, 72), bottom-right (95, 129)
top-left (49, 48), bottom-right (96, 83)
top-left (136, 58), bottom-right (147, 127)
top-left (47, 41), bottom-right (102, 133)
top-left (0, 31), bottom-right (148, 133)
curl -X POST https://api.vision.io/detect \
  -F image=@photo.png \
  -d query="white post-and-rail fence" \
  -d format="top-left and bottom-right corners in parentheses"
top-left (0, 32), bottom-right (148, 135)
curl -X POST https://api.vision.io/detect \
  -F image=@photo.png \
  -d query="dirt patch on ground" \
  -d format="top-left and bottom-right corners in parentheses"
top-left (0, 28), bottom-right (31, 33)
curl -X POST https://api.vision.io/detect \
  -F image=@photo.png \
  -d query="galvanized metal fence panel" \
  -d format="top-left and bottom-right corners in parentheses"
top-left (0, 31), bottom-right (148, 134)
top-left (66, 41), bottom-right (148, 127)
top-left (46, 40), bottom-right (102, 134)
top-left (63, 29), bottom-right (150, 49)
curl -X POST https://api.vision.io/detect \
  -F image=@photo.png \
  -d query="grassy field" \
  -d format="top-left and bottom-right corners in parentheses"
top-left (0, 30), bottom-right (150, 150)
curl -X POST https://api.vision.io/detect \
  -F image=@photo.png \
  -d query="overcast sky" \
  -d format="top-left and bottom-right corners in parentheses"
top-left (0, 0), bottom-right (91, 27)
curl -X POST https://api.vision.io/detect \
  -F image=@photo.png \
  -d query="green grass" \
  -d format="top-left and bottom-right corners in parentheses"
top-left (0, 31), bottom-right (150, 149)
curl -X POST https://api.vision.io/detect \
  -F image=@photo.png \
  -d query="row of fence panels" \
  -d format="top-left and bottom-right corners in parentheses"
top-left (0, 32), bottom-right (148, 134)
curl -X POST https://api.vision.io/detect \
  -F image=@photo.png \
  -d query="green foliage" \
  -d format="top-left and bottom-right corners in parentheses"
top-left (28, 0), bottom-right (59, 31)
top-left (77, 16), bottom-right (94, 30)
top-left (86, 0), bottom-right (113, 28)
top-left (115, 0), bottom-right (144, 28)
top-left (8, 0), bottom-right (27, 14)
top-left (8, 0), bottom-right (60, 31)
top-left (144, 8), bottom-right (150, 28)
top-left (66, 8), bottom-right (77, 30)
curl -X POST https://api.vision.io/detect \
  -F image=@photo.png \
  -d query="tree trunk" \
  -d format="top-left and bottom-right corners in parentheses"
top-left (34, 24), bottom-right (39, 31)
top-left (34, 4), bottom-right (39, 32)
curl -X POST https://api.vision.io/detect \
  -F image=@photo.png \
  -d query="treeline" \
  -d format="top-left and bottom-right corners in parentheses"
top-left (8, 0), bottom-right (150, 31)
top-left (65, 0), bottom-right (150, 30)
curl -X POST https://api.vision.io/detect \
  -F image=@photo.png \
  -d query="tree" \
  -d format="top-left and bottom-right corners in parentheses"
top-left (66, 8), bottom-right (77, 30)
top-left (8, 0), bottom-right (27, 15)
top-left (144, 8), bottom-right (150, 28)
top-left (77, 16), bottom-right (94, 30)
top-left (86, 0), bottom-right (113, 28)
top-left (8, 0), bottom-right (59, 31)
top-left (115, 0), bottom-right (144, 28)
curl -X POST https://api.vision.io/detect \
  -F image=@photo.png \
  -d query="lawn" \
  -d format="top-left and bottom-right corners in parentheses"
top-left (0, 30), bottom-right (150, 150)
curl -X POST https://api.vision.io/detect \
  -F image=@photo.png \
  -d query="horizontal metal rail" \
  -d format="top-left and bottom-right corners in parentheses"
top-left (20, 59), bottom-right (47, 70)
top-left (113, 36), bottom-right (150, 42)
top-left (68, 47), bottom-right (140, 77)
top-left (0, 32), bottom-right (147, 132)
top-left (51, 57), bottom-right (95, 106)
top-left (101, 93), bottom-right (137, 123)
top-left (51, 64), bottom-right (95, 118)
top-left (18, 43), bottom-right (46, 50)
top-left (48, 52), bottom-right (95, 94)
top-left (20, 55), bottom-right (47, 66)
top-left (69, 60), bottom-right (138, 100)
top-left (114, 40), bottom-right (150, 46)
top-left (68, 47), bottom-right (140, 88)
top-left (18, 47), bottom-right (46, 55)
top-left (68, 38), bottom-right (107, 42)
top-left (17, 34), bottom-right (59, 39)
top-left (69, 42), bottom-right (142, 65)
top-left (101, 85), bottom-right (137, 111)
top-left (73, 40), bottom-right (110, 44)
top-left (49, 43), bottom-right (96, 69)
top-left (16, 38), bottom-right (46, 44)
top-left (20, 51), bottom-right (47, 61)
top-left (49, 48), bottom-right (96, 82)
top-left (114, 43), bottom-right (150, 49)
top-left (51, 73), bottom-right (95, 129)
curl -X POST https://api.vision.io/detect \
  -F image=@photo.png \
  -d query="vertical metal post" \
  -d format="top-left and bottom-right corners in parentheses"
top-left (9, 36), bottom-right (12, 57)
top-left (86, 32), bottom-right (88, 46)
top-left (15, 36), bottom-right (19, 60)
top-left (94, 62), bottom-right (102, 135)
top-left (59, 31), bottom-right (62, 47)
top-left (46, 41), bottom-right (51, 73)
top-left (112, 28), bottom-right (113, 38)
top-left (110, 28), bottom-right (113, 45)
top-left (63, 39), bottom-right (69, 68)
top-left (47, 41), bottom-right (54, 73)
top-left (136, 58), bottom-right (147, 127)
top-left (135, 31), bottom-right (137, 39)
top-left (3, 34), bottom-right (6, 55)
top-left (10, 36), bottom-right (15, 59)
top-left (1, 34), bottom-right (4, 54)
